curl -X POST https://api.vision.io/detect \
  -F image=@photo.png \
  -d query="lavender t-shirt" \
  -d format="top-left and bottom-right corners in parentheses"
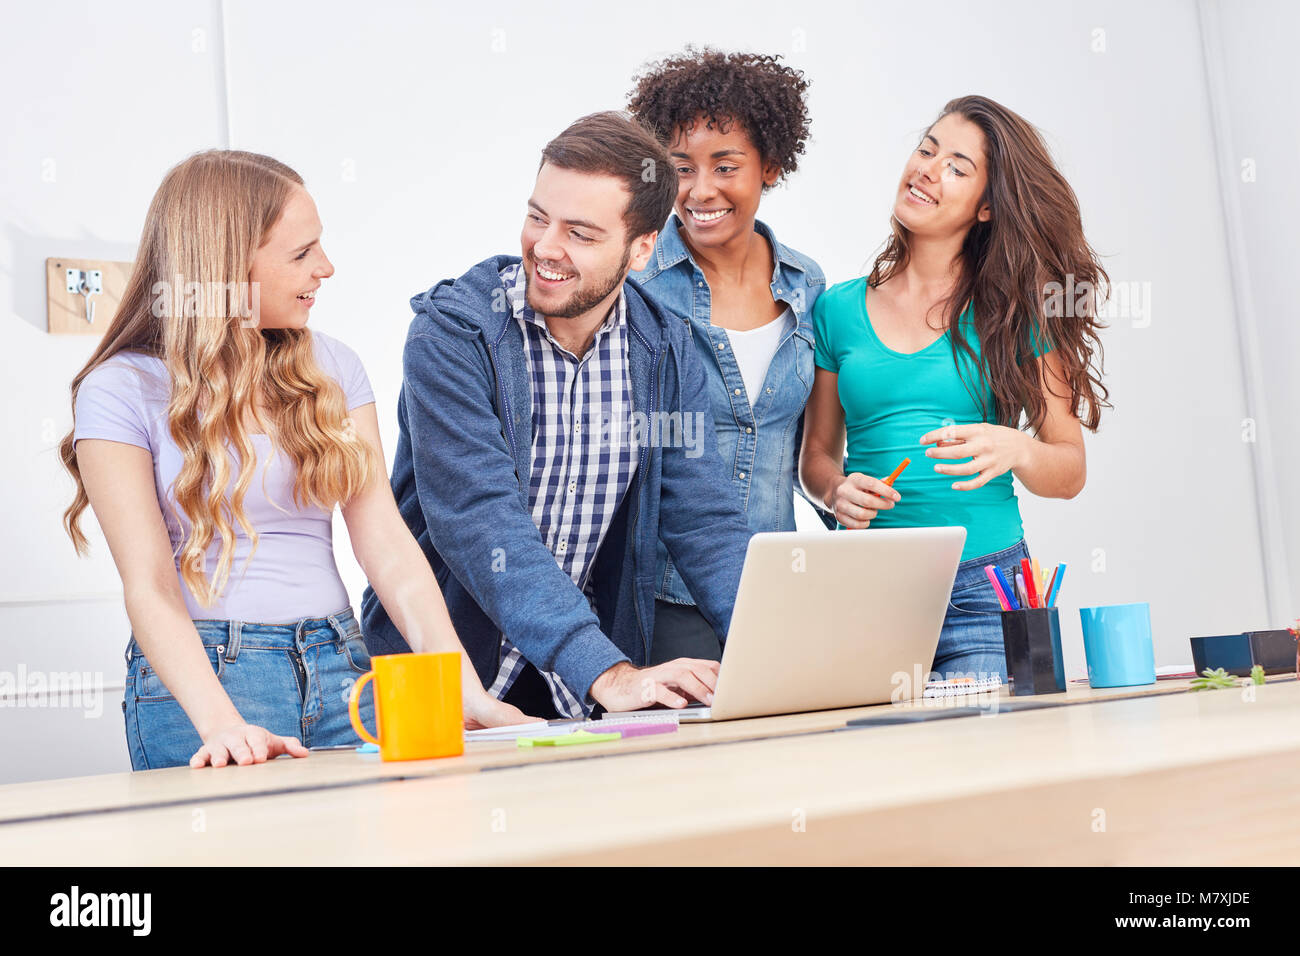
top-left (73, 331), bottom-right (375, 625)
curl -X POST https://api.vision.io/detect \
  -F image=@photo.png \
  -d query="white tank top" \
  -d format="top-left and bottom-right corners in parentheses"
top-left (724, 306), bottom-right (792, 403)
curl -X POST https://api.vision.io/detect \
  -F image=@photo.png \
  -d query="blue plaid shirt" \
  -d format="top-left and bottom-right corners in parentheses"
top-left (487, 263), bottom-right (639, 716)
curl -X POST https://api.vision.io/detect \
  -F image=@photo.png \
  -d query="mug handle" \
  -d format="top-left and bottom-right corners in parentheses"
top-left (348, 671), bottom-right (380, 746)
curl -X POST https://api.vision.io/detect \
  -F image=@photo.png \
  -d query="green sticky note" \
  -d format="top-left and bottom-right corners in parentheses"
top-left (517, 730), bottom-right (622, 748)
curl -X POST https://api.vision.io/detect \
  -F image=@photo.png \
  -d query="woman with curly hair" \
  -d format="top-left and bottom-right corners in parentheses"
top-left (627, 46), bottom-right (828, 664)
top-left (63, 150), bottom-right (529, 769)
top-left (801, 96), bottom-right (1110, 682)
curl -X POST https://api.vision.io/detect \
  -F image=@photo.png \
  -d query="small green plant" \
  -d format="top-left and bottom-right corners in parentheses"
top-left (1250, 665), bottom-right (1265, 685)
top-left (1190, 667), bottom-right (1237, 691)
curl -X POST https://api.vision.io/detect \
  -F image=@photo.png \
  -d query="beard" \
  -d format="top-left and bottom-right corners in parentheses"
top-left (525, 243), bottom-right (631, 320)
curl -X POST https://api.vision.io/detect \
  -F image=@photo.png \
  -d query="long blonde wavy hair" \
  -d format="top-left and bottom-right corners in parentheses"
top-left (61, 149), bottom-right (374, 607)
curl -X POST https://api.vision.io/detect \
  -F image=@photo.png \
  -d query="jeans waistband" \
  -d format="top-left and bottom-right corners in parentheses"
top-left (125, 606), bottom-right (358, 664)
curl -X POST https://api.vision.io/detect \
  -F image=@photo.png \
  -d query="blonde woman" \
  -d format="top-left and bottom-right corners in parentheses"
top-left (62, 150), bottom-right (530, 770)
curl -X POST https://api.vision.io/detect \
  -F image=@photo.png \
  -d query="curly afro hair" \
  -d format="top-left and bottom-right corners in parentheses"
top-left (627, 46), bottom-right (811, 190)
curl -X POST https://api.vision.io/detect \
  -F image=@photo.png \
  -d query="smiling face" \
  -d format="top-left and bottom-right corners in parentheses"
top-left (892, 112), bottom-right (992, 240)
top-left (521, 162), bottom-right (656, 321)
top-left (248, 186), bottom-right (334, 330)
top-left (668, 115), bottom-right (779, 251)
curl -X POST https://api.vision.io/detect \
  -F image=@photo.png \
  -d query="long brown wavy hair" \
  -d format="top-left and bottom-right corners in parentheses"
top-left (869, 95), bottom-right (1110, 431)
top-left (61, 150), bottom-right (374, 607)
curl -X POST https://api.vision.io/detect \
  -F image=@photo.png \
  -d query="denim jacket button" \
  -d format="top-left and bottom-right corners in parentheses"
top-left (739, 472), bottom-right (746, 480)
top-left (746, 427), bottom-right (753, 433)
top-left (733, 388), bottom-right (741, 396)
top-left (717, 342), bottom-right (725, 350)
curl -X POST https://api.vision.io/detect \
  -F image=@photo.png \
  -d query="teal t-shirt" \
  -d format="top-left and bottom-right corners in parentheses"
top-left (812, 277), bottom-right (1051, 561)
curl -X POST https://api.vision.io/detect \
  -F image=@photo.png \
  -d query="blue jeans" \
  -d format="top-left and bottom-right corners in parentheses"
top-left (123, 606), bottom-right (376, 770)
top-left (930, 540), bottom-right (1032, 682)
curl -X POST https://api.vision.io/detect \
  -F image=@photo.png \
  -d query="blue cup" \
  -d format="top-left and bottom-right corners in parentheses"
top-left (1079, 602), bottom-right (1156, 687)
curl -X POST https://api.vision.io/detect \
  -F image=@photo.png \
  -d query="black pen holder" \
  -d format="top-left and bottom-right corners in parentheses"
top-left (1001, 607), bottom-right (1065, 696)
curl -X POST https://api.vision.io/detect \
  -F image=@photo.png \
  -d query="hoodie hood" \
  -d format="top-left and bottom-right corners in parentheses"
top-left (409, 254), bottom-right (520, 345)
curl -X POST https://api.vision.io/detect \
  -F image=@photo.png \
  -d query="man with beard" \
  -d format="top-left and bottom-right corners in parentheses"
top-left (361, 112), bottom-right (754, 719)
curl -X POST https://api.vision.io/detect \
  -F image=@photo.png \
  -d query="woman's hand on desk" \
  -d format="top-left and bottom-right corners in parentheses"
top-left (189, 723), bottom-right (309, 768)
top-left (830, 473), bottom-right (900, 529)
top-left (464, 692), bottom-right (539, 730)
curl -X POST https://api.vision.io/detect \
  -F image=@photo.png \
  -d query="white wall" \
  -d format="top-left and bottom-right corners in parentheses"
top-left (0, 1), bottom-right (227, 780)
top-left (1205, 0), bottom-right (1299, 626)
top-left (1, 0), bottom-right (1289, 784)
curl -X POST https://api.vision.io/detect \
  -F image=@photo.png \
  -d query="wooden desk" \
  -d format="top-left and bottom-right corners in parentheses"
top-left (2, 678), bottom-right (1296, 864)
top-left (0, 674), bottom-right (1241, 826)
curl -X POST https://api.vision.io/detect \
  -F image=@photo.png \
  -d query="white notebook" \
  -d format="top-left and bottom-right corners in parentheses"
top-left (923, 676), bottom-right (1003, 698)
top-left (464, 711), bottom-right (682, 742)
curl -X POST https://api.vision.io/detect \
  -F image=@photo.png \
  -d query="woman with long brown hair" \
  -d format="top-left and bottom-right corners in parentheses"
top-left (64, 149), bottom-right (528, 770)
top-left (800, 95), bottom-right (1109, 682)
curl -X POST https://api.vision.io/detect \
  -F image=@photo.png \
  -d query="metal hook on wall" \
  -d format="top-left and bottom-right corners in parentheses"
top-left (65, 268), bottom-right (102, 324)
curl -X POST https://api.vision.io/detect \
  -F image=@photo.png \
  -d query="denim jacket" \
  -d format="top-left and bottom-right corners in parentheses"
top-left (630, 215), bottom-right (833, 606)
top-left (360, 255), bottom-right (755, 706)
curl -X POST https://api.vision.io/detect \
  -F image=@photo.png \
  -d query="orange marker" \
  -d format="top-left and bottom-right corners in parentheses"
top-left (882, 457), bottom-right (911, 487)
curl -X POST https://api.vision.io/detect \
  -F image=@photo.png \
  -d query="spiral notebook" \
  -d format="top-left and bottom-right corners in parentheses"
top-left (923, 676), bottom-right (1003, 698)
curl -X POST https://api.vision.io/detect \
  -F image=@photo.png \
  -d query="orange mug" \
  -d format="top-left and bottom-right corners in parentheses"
top-left (348, 652), bottom-right (463, 760)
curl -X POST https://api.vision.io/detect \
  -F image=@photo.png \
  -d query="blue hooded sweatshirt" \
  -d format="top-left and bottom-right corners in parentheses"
top-left (360, 255), bottom-right (754, 708)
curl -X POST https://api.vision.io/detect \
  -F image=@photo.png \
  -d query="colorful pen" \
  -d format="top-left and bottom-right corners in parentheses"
top-left (882, 457), bottom-right (911, 487)
top-left (984, 565), bottom-right (1011, 611)
top-left (1046, 563), bottom-right (1066, 608)
top-left (1021, 558), bottom-right (1038, 609)
top-left (992, 565), bottom-right (1021, 611)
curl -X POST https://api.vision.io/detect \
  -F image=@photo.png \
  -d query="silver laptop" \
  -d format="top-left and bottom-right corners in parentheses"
top-left (605, 527), bottom-right (966, 722)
